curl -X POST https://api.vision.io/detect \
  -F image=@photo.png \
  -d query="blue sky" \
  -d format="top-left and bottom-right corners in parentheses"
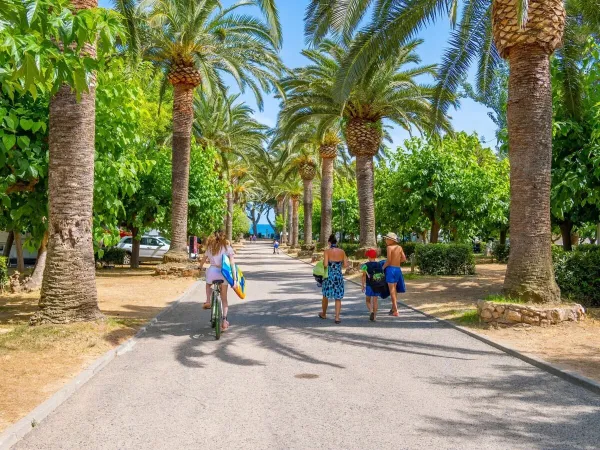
top-left (99, 0), bottom-right (498, 147)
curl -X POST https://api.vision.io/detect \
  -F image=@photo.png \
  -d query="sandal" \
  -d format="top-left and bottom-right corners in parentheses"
top-left (222, 319), bottom-right (230, 331)
top-left (203, 302), bottom-right (211, 310)
top-left (369, 312), bottom-right (375, 322)
top-left (318, 313), bottom-right (327, 320)
top-left (335, 318), bottom-right (341, 324)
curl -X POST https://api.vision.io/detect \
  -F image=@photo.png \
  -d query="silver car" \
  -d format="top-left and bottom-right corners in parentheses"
top-left (116, 236), bottom-right (171, 264)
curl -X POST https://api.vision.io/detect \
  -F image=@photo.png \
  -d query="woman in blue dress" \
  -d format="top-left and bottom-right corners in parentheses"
top-left (319, 234), bottom-right (348, 324)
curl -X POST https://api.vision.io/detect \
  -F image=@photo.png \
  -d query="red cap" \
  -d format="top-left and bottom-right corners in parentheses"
top-left (366, 249), bottom-right (377, 259)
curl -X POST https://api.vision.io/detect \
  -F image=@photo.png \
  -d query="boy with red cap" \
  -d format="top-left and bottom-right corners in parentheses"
top-left (361, 248), bottom-right (387, 321)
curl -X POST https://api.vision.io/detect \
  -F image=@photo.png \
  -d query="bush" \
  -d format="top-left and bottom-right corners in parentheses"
top-left (339, 243), bottom-right (359, 257)
top-left (492, 243), bottom-right (510, 263)
top-left (97, 247), bottom-right (128, 265)
top-left (415, 244), bottom-right (476, 276)
top-left (553, 247), bottom-right (600, 307)
top-left (379, 241), bottom-right (419, 260)
top-left (0, 256), bottom-right (8, 292)
top-left (574, 244), bottom-right (600, 253)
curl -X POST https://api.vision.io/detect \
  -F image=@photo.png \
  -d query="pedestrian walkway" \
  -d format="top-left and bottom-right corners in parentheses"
top-left (14, 243), bottom-right (600, 449)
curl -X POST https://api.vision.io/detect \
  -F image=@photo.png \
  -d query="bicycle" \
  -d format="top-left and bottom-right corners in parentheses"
top-left (210, 280), bottom-right (225, 340)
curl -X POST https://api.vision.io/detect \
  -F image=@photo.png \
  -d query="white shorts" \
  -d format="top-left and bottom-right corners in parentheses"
top-left (206, 266), bottom-right (225, 284)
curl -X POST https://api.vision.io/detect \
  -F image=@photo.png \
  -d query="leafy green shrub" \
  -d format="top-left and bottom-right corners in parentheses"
top-left (416, 244), bottom-right (476, 276)
top-left (492, 243), bottom-right (510, 263)
top-left (379, 241), bottom-right (419, 260)
top-left (339, 243), bottom-right (359, 257)
top-left (0, 256), bottom-right (8, 292)
top-left (553, 247), bottom-right (600, 307)
top-left (97, 247), bottom-right (128, 265)
top-left (574, 244), bottom-right (600, 253)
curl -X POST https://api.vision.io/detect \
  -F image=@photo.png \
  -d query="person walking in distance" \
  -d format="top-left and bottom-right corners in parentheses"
top-left (273, 238), bottom-right (280, 254)
top-left (381, 233), bottom-right (407, 317)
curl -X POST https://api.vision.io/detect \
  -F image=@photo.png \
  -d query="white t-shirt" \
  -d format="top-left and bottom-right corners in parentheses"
top-left (207, 245), bottom-right (235, 267)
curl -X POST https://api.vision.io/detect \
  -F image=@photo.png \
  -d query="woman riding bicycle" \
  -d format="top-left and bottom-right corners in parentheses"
top-left (199, 231), bottom-right (235, 330)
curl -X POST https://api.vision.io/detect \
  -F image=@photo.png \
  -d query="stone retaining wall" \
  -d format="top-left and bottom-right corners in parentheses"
top-left (477, 300), bottom-right (586, 328)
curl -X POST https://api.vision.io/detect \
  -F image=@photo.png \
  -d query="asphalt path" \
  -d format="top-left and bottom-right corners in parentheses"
top-left (14, 242), bottom-right (600, 449)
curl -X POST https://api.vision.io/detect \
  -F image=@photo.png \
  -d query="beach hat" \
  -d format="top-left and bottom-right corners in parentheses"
top-left (366, 248), bottom-right (377, 259)
top-left (383, 232), bottom-right (400, 243)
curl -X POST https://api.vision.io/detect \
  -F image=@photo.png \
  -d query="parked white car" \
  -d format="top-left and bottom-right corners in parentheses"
top-left (116, 235), bottom-right (171, 264)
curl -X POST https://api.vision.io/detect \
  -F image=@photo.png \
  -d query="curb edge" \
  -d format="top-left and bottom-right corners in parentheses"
top-left (0, 280), bottom-right (202, 450)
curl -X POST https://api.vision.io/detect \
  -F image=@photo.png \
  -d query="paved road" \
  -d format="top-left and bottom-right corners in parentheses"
top-left (14, 243), bottom-right (600, 449)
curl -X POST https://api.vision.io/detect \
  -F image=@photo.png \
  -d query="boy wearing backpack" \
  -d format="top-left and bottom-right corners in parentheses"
top-left (361, 248), bottom-right (388, 321)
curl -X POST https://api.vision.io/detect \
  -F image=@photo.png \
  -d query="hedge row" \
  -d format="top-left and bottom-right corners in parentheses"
top-left (553, 247), bottom-right (600, 307)
top-left (415, 244), bottom-right (476, 275)
top-left (492, 244), bottom-right (510, 263)
top-left (96, 247), bottom-right (128, 265)
top-left (0, 256), bottom-right (8, 292)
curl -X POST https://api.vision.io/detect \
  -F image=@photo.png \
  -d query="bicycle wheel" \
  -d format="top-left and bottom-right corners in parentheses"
top-left (214, 295), bottom-right (222, 340)
top-left (210, 291), bottom-right (217, 329)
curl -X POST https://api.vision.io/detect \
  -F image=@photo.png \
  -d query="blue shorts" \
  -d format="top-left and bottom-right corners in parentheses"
top-left (385, 266), bottom-right (402, 283)
top-left (365, 286), bottom-right (380, 297)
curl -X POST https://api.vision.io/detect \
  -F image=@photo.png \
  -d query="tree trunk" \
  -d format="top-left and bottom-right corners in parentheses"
top-left (500, 228), bottom-right (508, 246)
top-left (355, 155), bottom-right (377, 251)
top-left (33, 0), bottom-right (103, 324)
top-left (291, 196), bottom-right (300, 248)
top-left (503, 45), bottom-right (560, 303)
top-left (430, 220), bottom-right (441, 244)
top-left (225, 188), bottom-right (234, 241)
top-left (280, 199), bottom-right (287, 244)
top-left (131, 227), bottom-right (141, 268)
top-left (250, 206), bottom-right (259, 236)
top-left (14, 231), bottom-right (25, 273)
top-left (558, 221), bottom-right (573, 251)
top-left (164, 83), bottom-right (195, 262)
top-left (24, 231), bottom-right (48, 291)
top-left (287, 198), bottom-right (293, 245)
top-left (303, 178), bottom-right (314, 247)
top-left (320, 157), bottom-right (334, 249)
top-left (2, 231), bottom-right (13, 258)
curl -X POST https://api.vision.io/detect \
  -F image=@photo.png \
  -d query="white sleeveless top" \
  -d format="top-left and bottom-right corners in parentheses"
top-left (207, 246), bottom-right (235, 267)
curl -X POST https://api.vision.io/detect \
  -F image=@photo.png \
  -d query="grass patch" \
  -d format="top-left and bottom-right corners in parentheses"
top-left (484, 294), bottom-right (527, 304)
top-left (454, 309), bottom-right (480, 325)
top-left (403, 272), bottom-right (420, 281)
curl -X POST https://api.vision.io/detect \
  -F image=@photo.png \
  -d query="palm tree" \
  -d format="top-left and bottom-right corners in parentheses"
top-left (277, 177), bottom-right (304, 248)
top-left (32, 0), bottom-right (104, 324)
top-left (280, 38), bottom-right (448, 254)
top-left (143, 0), bottom-right (282, 261)
top-left (305, 0), bottom-right (599, 301)
top-left (193, 92), bottom-right (269, 241)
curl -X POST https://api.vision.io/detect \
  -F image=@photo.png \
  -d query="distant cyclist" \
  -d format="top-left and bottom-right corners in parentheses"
top-left (199, 231), bottom-right (235, 330)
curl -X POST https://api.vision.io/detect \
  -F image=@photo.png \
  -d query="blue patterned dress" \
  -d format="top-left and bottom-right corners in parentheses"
top-left (322, 261), bottom-right (345, 300)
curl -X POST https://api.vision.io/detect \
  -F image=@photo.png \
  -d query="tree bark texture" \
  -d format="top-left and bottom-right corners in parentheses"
top-left (287, 198), bottom-right (292, 245)
top-left (165, 83), bottom-right (194, 262)
top-left (503, 45), bottom-right (560, 303)
top-left (430, 220), bottom-right (441, 244)
top-left (2, 231), bottom-right (13, 257)
top-left (559, 221), bottom-right (573, 251)
top-left (14, 231), bottom-right (25, 273)
top-left (320, 157), bottom-right (334, 248)
top-left (355, 155), bottom-right (377, 250)
top-left (280, 200), bottom-right (287, 244)
top-left (291, 196), bottom-right (299, 248)
top-left (34, 32), bottom-right (103, 323)
top-left (303, 178), bottom-right (314, 247)
top-left (24, 231), bottom-right (48, 291)
top-left (225, 188), bottom-right (234, 241)
top-left (500, 228), bottom-right (508, 246)
top-left (131, 227), bottom-right (140, 269)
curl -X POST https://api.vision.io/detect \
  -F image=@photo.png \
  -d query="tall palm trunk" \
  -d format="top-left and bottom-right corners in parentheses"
top-left (493, 0), bottom-right (564, 303)
top-left (302, 178), bottom-right (314, 247)
top-left (24, 231), bottom-right (48, 291)
top-left (355, 155), bottom-right (377, 250)
top-left (291, 195), bottom-right (300, 248)
top-left (320, 157), bottom-right (334, 248)
top-left (33, 0), bottom-right (103, 324)
top-left (281, 199), bottom-right (287, 244)
top-left (346, 118), bottom-right (381, 255)
top-left (225, 188), bottom-right (234, 241)
top-left (164, 83), bottom-right (196, 262)
top-left (287, 198), bottom-right (292, 244)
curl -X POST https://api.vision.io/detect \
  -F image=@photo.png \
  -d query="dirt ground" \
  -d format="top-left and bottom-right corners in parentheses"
top-left (286, 248), bottom-right (600, 385)
top-left (0, 266), bottom-right (195, 433)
